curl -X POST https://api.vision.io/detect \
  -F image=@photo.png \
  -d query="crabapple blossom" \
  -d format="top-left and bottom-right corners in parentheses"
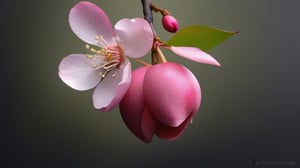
top-left (58, 1), bottom-right (153, 111)
top-left (119, 62), bottom-right (201, 142)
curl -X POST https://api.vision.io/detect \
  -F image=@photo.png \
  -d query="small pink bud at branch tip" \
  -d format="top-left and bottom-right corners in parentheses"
top-left (162, 15), bottom-right (179, 33)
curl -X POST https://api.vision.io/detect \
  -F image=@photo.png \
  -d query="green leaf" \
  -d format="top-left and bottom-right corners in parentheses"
top-left (167, 25), bottom-right (238, 51)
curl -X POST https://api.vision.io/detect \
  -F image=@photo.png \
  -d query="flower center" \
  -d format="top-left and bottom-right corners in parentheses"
top-left (85, 35), bottom-right (125, 79)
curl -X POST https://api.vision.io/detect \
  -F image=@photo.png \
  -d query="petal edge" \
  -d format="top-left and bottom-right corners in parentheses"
top-left (69, 1), bottom-right (115, 45)
top-left (115, 18), bottom-right (153, 58)
top-left (58, 54), bottom-right (101, 91)
top-left (170, 46), bottom-right (221, 66)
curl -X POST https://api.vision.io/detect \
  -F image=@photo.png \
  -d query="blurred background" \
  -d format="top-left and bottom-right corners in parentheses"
top-left (2, 0), bottom-right (300, 167)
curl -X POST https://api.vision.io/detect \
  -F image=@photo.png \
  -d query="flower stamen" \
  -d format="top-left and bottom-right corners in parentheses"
top-left (85, 36), bottom-right (125, 79)
top-left (95, 35), bottom-right (110, 48)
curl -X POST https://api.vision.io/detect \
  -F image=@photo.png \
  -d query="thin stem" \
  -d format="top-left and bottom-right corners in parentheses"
top-left (134, 59), bottom-right (152, 67)
top-left (156, 47), bottom-right (167, 63)
top-left (141, 0), bottom-right (156, 36)
top-left (150, 3), bottom-right (170, 16)
top-left (141, 0), bottom-right (168, 64)
top-left (141, 0), bottom-right (152, 23)
top-left (151, 51), bottom-right (159, 65)
top-left (141, 0), bottom-right (157, 64)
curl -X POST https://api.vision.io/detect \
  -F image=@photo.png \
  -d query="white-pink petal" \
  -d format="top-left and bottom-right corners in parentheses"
top-left (58, 54), bottom-right (101, 91)
top-left (170, 46), bottom-right (221, 66)
top-left (69, 1), bottom-right (115, 46)
top-left (114, 18), bottom-right (153, 58)
top-left (92, 60), bottom-right (132, 111)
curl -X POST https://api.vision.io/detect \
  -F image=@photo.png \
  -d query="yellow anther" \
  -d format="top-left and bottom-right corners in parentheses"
top-left (86, 54), bottom-right (94, 59)
top-left (106, 53), bottom-right (112, 60)
top-left (86, 44), bottom-right (100, 54)
top-left (95, 35), bottom-right (101, 40)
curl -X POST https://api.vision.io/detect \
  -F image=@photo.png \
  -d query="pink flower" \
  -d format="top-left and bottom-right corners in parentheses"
top-left (58, 2), bottom-right (153, 111)
top-left (119, 62), bottom-right (201, 142)
top-left (162, 15), bottom-right (179, 33)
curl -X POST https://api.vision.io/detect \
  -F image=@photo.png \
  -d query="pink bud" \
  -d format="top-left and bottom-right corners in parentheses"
top-left (119, 66), bottom-right (154, 143)
top-left (162, 15), bottom-right (179, 33)
top-left (119, 62), bottom-right (201, 143)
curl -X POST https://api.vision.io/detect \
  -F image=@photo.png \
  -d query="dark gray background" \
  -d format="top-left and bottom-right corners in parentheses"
top-left (2, 0), bottom-right (300, 167)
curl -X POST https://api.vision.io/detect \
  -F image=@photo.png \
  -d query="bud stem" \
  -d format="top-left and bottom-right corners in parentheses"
top-left (150, 3), bottom-right (170, 16)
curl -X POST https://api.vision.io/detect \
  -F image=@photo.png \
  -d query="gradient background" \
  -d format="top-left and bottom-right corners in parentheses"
top-left (2, 0), bottom-right (300, 167)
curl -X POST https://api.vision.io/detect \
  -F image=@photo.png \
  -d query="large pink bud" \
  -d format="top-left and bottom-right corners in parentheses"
top-left (120, 62), bottom-right (201, 143)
